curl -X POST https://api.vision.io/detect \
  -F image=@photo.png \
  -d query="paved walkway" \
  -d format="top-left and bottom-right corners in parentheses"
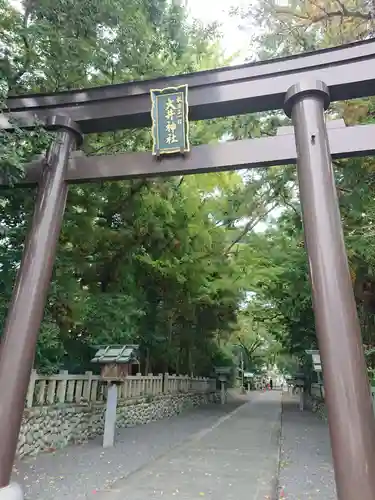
top-left (278, 393), bottom-right (336, 499)
top-left (14, 391), bottom-right (337, 499)
top-left (14, 391), bottom-right (282, 500)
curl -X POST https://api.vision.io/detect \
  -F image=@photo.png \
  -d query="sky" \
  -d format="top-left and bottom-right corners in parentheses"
top-left (186, 0), bottom-right (285, 232)
top-left (186, 0), bottom-right (253, 62)
top-left (187, 0), bottom-right (290, 61)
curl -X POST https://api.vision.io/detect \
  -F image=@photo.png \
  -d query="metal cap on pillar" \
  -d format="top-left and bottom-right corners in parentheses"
top-left (284, 80), bottom-right (330, 118)
top-left (45, 115), bottom-right (84, 147)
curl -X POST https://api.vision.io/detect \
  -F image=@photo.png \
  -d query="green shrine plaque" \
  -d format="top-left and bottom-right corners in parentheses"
top-left (150, 85), bottom-right (190, 156)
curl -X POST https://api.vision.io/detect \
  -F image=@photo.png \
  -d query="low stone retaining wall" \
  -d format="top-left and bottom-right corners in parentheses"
top-left (18, 391), bottom-right (219, 458)
top-left (305, 394), bottom-right (327, 421)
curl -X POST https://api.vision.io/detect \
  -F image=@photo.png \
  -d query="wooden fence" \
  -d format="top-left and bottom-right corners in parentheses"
top-left (26, 370), bottom-right (216, 408)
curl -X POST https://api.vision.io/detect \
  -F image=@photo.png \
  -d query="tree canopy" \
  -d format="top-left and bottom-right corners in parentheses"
top-left (0, 0), bottom-right (284, 375)
top-left (231, 0), bottom-right (375, 373)
top-left (2, 0), bottom-right (374, 378)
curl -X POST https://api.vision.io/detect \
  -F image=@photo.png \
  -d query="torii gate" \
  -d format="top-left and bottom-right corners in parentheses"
top-left (2, 38), bottom-right (375, 500)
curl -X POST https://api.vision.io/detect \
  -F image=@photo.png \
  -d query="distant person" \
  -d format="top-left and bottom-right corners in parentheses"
top-left (269, 379), bottom-right (273, 390)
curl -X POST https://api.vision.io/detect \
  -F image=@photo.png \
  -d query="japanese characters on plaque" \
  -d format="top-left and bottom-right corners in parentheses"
top-left (150, 84), bottom-right (189, 156)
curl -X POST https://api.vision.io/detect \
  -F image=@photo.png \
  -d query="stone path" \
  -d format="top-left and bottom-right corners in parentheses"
top-left (278, 393), bottom-right (336, 499)
top-left (14, 390), bottom-right (338, 500)
top-left (94, 391), bottom-right (282, 500)
top-left (14, 400), bottom-right (243, 499)
top-left (14, 391), bottom-right (282, 500)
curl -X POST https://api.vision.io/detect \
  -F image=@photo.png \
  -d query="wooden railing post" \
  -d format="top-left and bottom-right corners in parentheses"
top-left (46, 377), bottom-right (57, 405)
top-left (83, 371), bottom-right (92, 401)
top-left (26, 369), bottom-right (37, 408)
top-left (57, 370), bottom-right (68, 404)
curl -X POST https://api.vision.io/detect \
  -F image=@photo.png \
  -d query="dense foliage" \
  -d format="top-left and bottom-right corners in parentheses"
top-left (0, 0), bottom-right (285, 375)
top-left (3, 0), bottom-right (375, 378)
top-left (232, 0), bottom-right (375, 372)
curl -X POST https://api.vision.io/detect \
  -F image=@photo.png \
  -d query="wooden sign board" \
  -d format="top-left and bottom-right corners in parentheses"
top-left (214, 366), bottom-right (232, 376)
top-left (150, 85), bottom-right (189, 156)
top-left (306, 349), bottom-right (322, 373)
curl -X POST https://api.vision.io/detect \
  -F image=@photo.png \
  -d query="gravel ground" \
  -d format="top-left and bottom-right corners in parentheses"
top-left (13, 401), bottom-right (244, 500)
top-left (278, 392), bottom-right (336, 499)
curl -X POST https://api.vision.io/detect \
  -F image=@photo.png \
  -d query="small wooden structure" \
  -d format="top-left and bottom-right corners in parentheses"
top-left (214, 366), bottom-right (232, 404)
top-left (91, 344), bottom-right (140, 448)
top-left (91, 344), bottom-right (140, 381)
top-left (292, 371), bottom-right (306, 412)
top-left (243, 371), bottom-right (254, 391)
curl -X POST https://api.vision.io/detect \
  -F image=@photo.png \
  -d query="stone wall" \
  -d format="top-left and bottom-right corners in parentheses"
top-left (305, 393), bottom-right (328, 421)
top-left (18, 391), bottom-right (219, 458)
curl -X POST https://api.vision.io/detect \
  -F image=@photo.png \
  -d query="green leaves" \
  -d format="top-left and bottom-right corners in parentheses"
top-left (7, 0), bottom-right (374, 380)
top-left (0, 0), bottom-right (251, 375)
top-left (229, 0), bottom-right (375, 372)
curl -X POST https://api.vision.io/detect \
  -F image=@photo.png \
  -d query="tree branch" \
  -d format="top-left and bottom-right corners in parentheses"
top-left (275, 5), bottom-right (369, 23)
top-left (225, 203), bottom-right (277, 255)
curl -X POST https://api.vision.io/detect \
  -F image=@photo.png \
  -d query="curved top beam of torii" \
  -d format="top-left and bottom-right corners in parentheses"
top-left (4, 38), bottom-right (375, 134)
